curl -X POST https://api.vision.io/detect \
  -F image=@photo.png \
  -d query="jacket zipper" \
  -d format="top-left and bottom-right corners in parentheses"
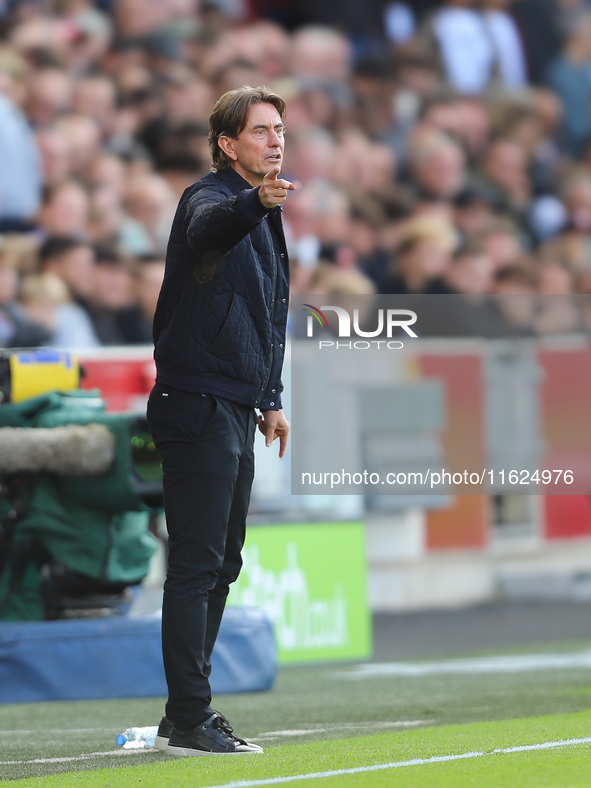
top-left (258, 218), bottom-right (278, 406)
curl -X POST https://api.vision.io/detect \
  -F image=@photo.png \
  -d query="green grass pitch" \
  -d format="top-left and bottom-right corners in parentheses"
top-left (2, 639), bottom-right (591, 787)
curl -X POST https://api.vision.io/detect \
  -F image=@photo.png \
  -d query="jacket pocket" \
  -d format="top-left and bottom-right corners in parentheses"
top-left (207, 293), bottom-right (236, 353)
top-left (206, 292), bottom-right (261, 378)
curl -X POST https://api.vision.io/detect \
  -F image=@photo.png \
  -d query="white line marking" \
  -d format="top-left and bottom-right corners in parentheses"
top-left (197, 737), bottom-right (591, 788)
top-left (0, 728), bottom-right (119, 735)
top-left (253, 721), bottom-right (430, 740)
top-left (2, 734), bottom-right (589, 777)
top-left (338, 651), bottom-right (591, 678)
top-left (0, 749), bottom-right (156, 766)
top-left (0, 725), bottom-right (430, 759)
top-left (254, 730), bottom-right (331, 739)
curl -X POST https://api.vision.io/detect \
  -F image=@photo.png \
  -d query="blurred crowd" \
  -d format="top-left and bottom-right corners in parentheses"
top-left (3, 0), bottom-right (591, 347)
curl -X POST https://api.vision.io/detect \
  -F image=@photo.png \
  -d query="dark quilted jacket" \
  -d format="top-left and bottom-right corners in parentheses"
top-left (153, 167), bottom-right (289, 411)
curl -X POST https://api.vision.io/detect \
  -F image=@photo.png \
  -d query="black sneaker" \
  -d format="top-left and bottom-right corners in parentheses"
top-left (166, 712), bottom-right (263, 756)
top-left (155, 715), bottom-right (174, 751)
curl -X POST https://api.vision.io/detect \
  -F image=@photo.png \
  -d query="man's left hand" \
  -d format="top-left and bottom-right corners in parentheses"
top-left (257, 409), bottom-right (289, 458)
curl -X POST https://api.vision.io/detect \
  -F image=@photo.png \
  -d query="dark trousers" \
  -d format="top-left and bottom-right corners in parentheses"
top-left (147, 382), bottom-right (256, 730)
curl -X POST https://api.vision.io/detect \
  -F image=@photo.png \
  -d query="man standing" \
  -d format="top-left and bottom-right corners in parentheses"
top-left (147, 86), bottom-right (293, 756)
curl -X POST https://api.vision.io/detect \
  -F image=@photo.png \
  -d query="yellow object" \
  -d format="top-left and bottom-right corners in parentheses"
top-left (9, 351), bottom-right (80, 402)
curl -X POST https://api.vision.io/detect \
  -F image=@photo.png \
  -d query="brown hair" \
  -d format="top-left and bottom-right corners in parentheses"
top-left (494, 265), bottom-right (536, 288)
top-left (208, 85), bottom-right (286, 171)
top-left (19, 273), bottom-right (68, 305)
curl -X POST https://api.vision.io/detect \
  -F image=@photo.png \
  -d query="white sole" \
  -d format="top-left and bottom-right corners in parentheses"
top-left (166, 744), bottom-right (264, 757)
top-left (154, 735), bottom-right (170, 751)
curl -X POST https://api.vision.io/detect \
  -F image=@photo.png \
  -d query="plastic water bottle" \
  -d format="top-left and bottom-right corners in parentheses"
top-left (116, 726), bottom-right (159, 749)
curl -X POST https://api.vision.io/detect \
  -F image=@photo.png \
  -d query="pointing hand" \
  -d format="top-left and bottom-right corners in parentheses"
top-left (258, 167), bottom-right (299, 209)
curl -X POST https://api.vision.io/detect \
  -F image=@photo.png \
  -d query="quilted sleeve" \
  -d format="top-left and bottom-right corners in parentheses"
top-left (186, 184), bottom-right (261, 245)
top-left (185, 186), bottom-right (272, 283)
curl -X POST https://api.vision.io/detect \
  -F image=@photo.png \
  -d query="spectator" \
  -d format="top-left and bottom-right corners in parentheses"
top-left (86, 245), bottom-right (135, 345)
top-left (478, 138), bottom-right (532, 230)
top-left (72, 74), bottom-right (118, 143)
top-left (291, 25), bottom-right (352, 89)
top-left (441, 240), bottom-right (494, 295)
top-left (309, 261), bottom-right (376, 295)
top-left (394, 50), bottom-right (442, 106)
top-left (382, 215), bottom-right (457, 293)
top-left (539, 257), bottom-right (577, 294)
top-left (123, 173), bottom-right (176, 254)
top-left (495, 101), bottom-right (562, 198)
top-left (284, 126), bottom-right (336, 185)
top-left (17, 272), bottom-right (69, 339)
top-left (56, 114), bottom-right (102, 177)
top-left (0, 249), bottom-right (50, 348)
top-left (546, 11), bottom-right (591, 157)
top-left (39, 236), bottom-right (100, 348)
top-left (511, 0), bottom-right (563, 85)
top-left (86, 153), bottom-right (127, 198)
top-left (35, 127), bottom-right (72, 187)
top-left (352, 56), bottom-right (408, 155)
top-left (453, 186), bottom-right (498, 238)
top-left (0, 88), bottom-right (42, 232)
top-left (481, 0), bottom-right (528, 90)
top-left (406, 129), bottom-right (467, 201)
top-left (535, 259), bottom-right (580, 333)
top-left (419, 90), bottom-right (468, 148)
top-left (0, 248), bottom-right (19, 309)
top-left (282, 186), bottom-right (321, 294)
top-left (333, 132), bottom-right (397, 197)
top-left (412, 241), bottom-right (516, 337)
top-left (423, 0), bottom-right (496, 95)
top-left (310, 182), bottom-right (352, 251)
top-left (118, 255), bottom-right (166, 344)
top-left (235, 21), bottom-right (292, 83)
top-left (542, 172), bottom-right (591, 272)
top-left (139, 71), bottom-right (213, 156)
top-left (10, 15), bottom-right (74, 67)
top-left (426, 93), bottom-right (490, 159)
top-left (478, 219), bottom-right (524, 272)
top-left (24, 67), bottom-right (73, 128)
top-left (38, 180), bottom-right (90, 238)
top-left (88, 185), bottom-right (124, 246)
top-left (0, 0), bottom-right (589, 356)
top-left (113, 0), bottom-right (174, 38)
top-left (560, 172), bottom-right (591, 234)
top-left (492, 265), bottom-right (537, 330)
top-left (59, 0), bottom-right (113, 72)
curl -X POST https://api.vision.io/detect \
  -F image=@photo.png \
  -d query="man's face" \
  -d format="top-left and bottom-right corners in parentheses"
top-left (221, 102), bottom-right (285, 186)
top-left (412, 145), bottom-right (466, 199)
top-left (452, 254), bottom-right (493, 295)
top-left (50, 246), bottom-right (96, 299)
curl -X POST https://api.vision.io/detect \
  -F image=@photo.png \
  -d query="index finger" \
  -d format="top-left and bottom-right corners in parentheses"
top-left (278, 430), bottom-right (288, 458)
